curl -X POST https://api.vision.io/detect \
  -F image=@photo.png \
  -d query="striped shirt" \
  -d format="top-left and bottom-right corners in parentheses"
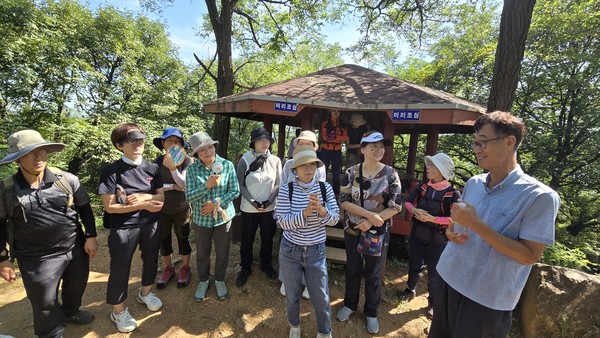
top-left (275, 180), bottom-right (340, 245)
top-left (185, 155), bottom-right (240, 228)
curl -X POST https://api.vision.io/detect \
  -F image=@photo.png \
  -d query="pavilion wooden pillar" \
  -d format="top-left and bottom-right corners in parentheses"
top-left (425, 125), bottom-right (439, 155)
top-left (383, 115), bottom-right (394, 166)
top-left (263, 115), bottom-right (273, 133)
top-left (301, 110), bottom-right (313, 131)
top-left (407, 129), bottom-right (419, 175)
top-left (277, 117), bottom-right (286, 161)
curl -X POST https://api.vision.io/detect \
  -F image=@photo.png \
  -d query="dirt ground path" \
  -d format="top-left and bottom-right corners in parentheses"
top-left (0, 230), bottom-right (438, 338)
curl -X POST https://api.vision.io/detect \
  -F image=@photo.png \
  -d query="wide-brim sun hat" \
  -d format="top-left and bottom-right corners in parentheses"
top-left (189, 131), bottom-right (219, 156)
top-left (425, 153), bottom-right (455, 180)
top-left (0, 130), bottom-right (66, 165)
top-left (249, 127), bottom-right (274, 148)
top-left (153, 127), bottom-right (190, 150)
top-left (291, 144), bottom-right (324, 169)
top-left (292, 130), bottom-right (319, 151)
top-left (360, 132), bottom-right (392, 147)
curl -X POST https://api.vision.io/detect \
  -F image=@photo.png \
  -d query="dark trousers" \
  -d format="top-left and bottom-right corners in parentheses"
top-left (18, 241), bottom-right (89, 338)
top-left (317, 148), bottom-right (342, 195)
top-left (342, 230), bottom-right (388, 318)
top-left (106, 223), bottom-right (161, 305)
top-left (194, 221), bottom-right (232, 281)
top-left (159, 210), bottom-right (192, 256)
top-left (428, 278), bottom-right (512, 338)
top-left (407, 228), bottom-right (447, 300)
top-left (240, 211), bottom-right (276, 271)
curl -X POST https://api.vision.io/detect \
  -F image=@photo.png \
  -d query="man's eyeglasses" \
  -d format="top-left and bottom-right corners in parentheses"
top-left (470, 136), bottom-right (506, 150)
top-left (125, 138), bottom-right (145, 144)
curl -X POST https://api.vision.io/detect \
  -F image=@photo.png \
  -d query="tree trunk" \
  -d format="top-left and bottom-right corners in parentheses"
top-left (487, 0), bottom-right (536, 112)
top-left (206, 0), bottom-right (237, 158)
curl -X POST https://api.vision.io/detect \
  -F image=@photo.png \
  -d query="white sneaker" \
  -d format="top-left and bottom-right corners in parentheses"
top-left (317, 332), bottom-right (332, 338)
top-left (289, 325), bottom-right (301, 338)
top-left (302, 287), bottom-right (310, 300)
top-left (280, 283), bottom-right (286, 297)
top-left (136, 290), bottom-right (163, 311)
top-left (111, 308), bottom-right (137, 333)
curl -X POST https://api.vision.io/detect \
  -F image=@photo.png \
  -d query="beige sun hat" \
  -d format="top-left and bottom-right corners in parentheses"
top-left (0, 130), bottom-right (65, 165)
top-left (291, 145), bottom-right (324, 169)
top-left (424, 153), bottom-right (455, 180)
top-left (292, 130), bottom-right (319, 151)
top-left (189, 131), bottom-right (219, 156)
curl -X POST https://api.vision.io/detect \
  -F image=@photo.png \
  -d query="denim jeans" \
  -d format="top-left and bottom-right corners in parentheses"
top-left (279, 237), bottom-right (331, 335)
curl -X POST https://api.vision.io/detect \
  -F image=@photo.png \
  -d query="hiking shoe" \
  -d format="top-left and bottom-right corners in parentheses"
top-left (215, 280), bottom-right (228, 300)
top-left (136, 290), bottom-right (163, 311)
top-left (156, 266), bottom-right (175, 289)
top-left (289, 325), bottom-right (301, 338)
top-left (280, 283), bottom-right (286, 297)
top-left (236, 269), bottom-right (251, 287)
top-left (366, 316), bottom-right (379, 334)
top-left (195, 281), bottom-right (209, 301)
top-left (178, 266), bottom-right (191, 288)
top-left (399, 287), bottom-right (416, 302)
top-left (302, 286), bottom-right (310, 300)
top-left (65, 310), bottom-right (94, 325)
top-left (260, 264), bottom-right (278, 280)
top-left (110, 308), bottom-right (137, 333)
top-left (317, 332), bottom-right (332, 338)
top-left (336, 306), bottom-right (354, 322)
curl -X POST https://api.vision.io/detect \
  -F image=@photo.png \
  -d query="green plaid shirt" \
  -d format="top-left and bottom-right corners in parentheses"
top-left (185, 155), bottom-right (239, 227)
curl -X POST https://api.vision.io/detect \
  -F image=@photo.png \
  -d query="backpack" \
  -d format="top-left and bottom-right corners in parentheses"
top-left (414, 183), bottom-right (457, 217)
top-left (412, 182), bottom-right (459, 236)
top-left (1, 167), bottom-right (74, 259)
top-left (242, 154), bottom-right (267, 184)
top-left (288, 181), bottom-right (327, 204)
top-left (1, 166), bottom-right (73, 218)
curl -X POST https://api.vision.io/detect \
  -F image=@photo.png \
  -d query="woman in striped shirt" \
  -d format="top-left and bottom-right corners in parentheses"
top-left (275, 145), bottom-right (340, 338)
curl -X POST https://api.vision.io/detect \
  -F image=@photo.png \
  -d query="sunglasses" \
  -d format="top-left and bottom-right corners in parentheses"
top-left (125, 138), bottom-right (145, 144)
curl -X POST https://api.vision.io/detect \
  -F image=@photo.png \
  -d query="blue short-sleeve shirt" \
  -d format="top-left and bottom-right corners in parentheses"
top-left (436, 166), bottom-right (560, 311)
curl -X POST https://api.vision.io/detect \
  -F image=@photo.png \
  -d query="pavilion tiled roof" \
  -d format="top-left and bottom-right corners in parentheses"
top-left (215, 64), bottom-right (485, 111)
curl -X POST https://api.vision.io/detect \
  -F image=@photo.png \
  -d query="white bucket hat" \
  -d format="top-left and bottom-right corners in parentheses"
top-left (189, 131), bottom-right (219, 156)
top-left (424, 153), bottom-right (455, 180)
top-left (292, 130), bottom-right (319, 151)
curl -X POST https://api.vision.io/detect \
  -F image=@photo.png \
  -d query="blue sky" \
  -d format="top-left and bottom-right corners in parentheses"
top-left (85, 0), bottom-right (360, 66)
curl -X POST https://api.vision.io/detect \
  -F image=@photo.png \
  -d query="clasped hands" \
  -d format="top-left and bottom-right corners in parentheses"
top-left (353, 212), bottom-right (385, 232)
top-left (411, 207), bottom-right (435, 223)
top-left (303, 193), bottom-right (328, 218)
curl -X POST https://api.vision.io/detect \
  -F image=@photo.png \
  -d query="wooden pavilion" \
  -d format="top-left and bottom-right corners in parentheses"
top-left (204, 64), bottom-right (485, 235)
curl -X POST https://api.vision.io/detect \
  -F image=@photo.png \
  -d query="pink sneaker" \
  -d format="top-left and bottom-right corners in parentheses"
top-left (156, 266), bottom-right (175, 289)
top-left (178, 266), bottom-right (191, 288)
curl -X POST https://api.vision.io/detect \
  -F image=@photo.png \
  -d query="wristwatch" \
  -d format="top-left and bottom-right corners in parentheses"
top-left (0, 249), bottom-right (9, 262)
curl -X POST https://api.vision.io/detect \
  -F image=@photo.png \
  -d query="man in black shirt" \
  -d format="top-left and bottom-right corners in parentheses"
top-left (0, 130), bottom-right (98, 338)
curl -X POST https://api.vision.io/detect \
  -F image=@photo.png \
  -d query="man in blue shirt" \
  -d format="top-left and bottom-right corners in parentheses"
top-left (429, 111), bottom-right (560, 338)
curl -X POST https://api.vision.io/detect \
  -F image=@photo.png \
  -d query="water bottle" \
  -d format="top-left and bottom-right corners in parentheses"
top-left (453, 202), bottom-right (467, 234)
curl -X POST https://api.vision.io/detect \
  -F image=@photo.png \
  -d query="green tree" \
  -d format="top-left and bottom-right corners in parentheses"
top-left (142, 0), bottom-right (343, 157)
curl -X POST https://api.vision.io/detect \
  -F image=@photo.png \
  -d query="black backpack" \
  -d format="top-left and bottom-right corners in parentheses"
top-left (288, 181), bottom-right (327, 204)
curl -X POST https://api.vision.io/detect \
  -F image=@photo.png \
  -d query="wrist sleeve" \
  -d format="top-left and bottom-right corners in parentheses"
top-left (77, 203), bottom-right (97, 238)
